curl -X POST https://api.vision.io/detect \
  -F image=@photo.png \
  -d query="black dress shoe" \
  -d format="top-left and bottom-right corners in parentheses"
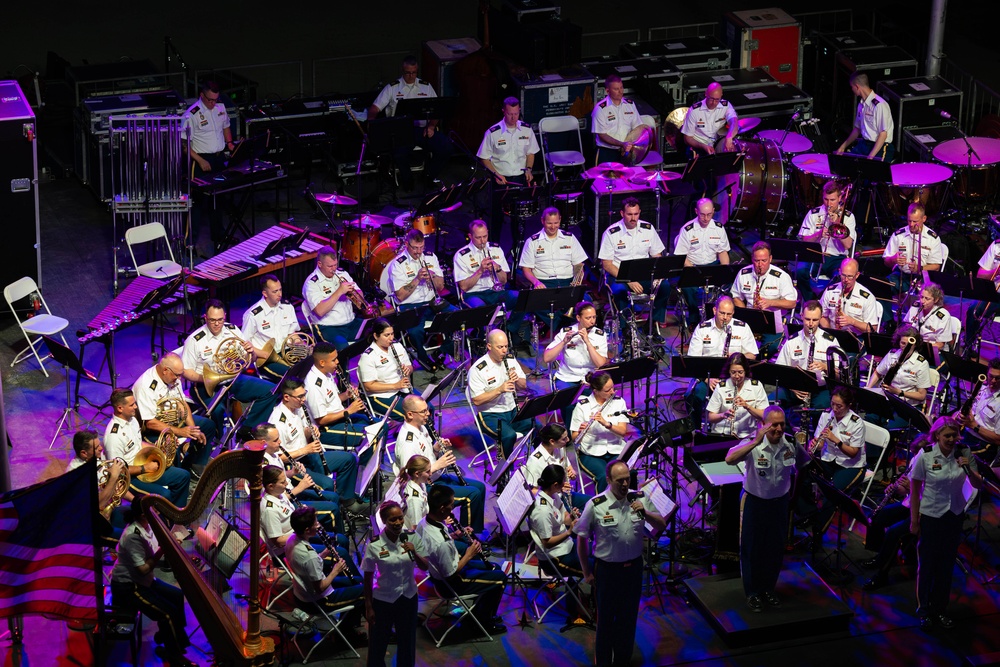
top-left (936, 614), bottom-right (955, 629)
top-left (762, 591), bottom-right (780, 607)
top-left (860, 557), bottom-right (879, 569)
top-left (746, 594), bottom-right (764, 612)
top-left (862, 572), bottom-right (888, 591)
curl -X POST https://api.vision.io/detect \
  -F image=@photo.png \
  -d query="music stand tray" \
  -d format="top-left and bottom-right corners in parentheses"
top-left (598, 356), bottom-right (657, 386)
top-left (926, 271), bottom-right (1000, 304)
top-left (732, 306), bottom-right (777, 336)
top-left (823, 328), bottom-right (862, 355)
top-left (682, 151), bottom-right (744, 183)
top-left (827, 153), bottom-right (892, 182)
top-left (256, 229), bottom-right (309, 261)
top-left (616, 256), bottom-right (684, 284)
top-left (368, 116), bottom-right (415, 154)
top-left (427, 304), bottom-right (496, 339)
top-left (750, 362), bottom-right (821, 395)
top-left (669, 356), bottom-right (727, 380)
top-left (767, 239), bottom-right (825, 266)
top-left (677, 264), bottom-right (740, 289)
top-left (395, 97), bottom-right (458, 123)
top-left (939, 352), bottom-right (988, 383)
top-left (861, 331), bottom-right (894, 359)
top-left (513, 285), bottom-right (585, 315)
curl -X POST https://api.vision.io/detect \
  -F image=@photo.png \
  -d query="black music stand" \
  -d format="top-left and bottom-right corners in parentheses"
top-left (884, 392), bottom-right (932, 431)
top-left (423, 362), bottom-right (465, 435)
top-left (43, 335), bottom-right (104, 449)
top-left (669, 356), bottom-right (728, 381)
top-left (861, 331), bottom-right (894, 359)
top-left (682, 151), bottom-right (743, 186)
top-left (811, 471), bottom-right (869, 585)
top-left (339, 335), bottom-right (373, 367)
top-left (426, 304), bottom-right (497, 369)
top-left (732, 306), bottom-right (777, 336)
top-left (677, 264), bottom-right (741, 337)
top-left (828, 153), bottom-right (892, 183)
top-left (829, 379), bottom-right (895, 420)
top-left (395, 97), bottom-right (458, 124)
top-left (823, 327), bottom-right (862, 355)
top-left (617, 255), bottom-right (685, 345)
top-left (750, 363), bottom-right (821, 404)
top-left (598, 356), bottom-right (657, 414)
top-left (767, 239), bottom-right (825, 280)
top-left (514, 285), bottom-right (586, 378)
top-left (940, 351), bottom-right (988, 384)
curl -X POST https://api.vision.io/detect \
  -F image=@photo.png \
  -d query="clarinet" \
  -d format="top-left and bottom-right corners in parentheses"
top-left (501, 354), bottom-right (517, 402)
top-left (335, 364), bottom-right (375, 420)
top-left (288, 493), bottom-right (358, 583)
top-left (300, 402), bottom-right (330, 476)
top-left (881, 337), bottom-right (917, 387)
top-left (279, 444), bottom-right (324, 494)
top-left (426, 420), bottom-right (468, 486)
top-left (389, 342), bottom-right (411, 394)
top-left (454, 511), bottom-right (493, 561)
top-left (722, 324), bottom-right (732, 357)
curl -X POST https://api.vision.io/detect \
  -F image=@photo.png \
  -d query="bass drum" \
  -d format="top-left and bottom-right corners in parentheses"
top-left (729, 138), bottom-right (786, 228)
top-left (791, 153), bottom-right (840, 211)
top-left (366, 238), bottom-right (402, 293)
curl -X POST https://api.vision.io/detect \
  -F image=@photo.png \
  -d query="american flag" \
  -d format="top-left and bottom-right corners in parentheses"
top-left (0, 460), bottom-right (99, 622)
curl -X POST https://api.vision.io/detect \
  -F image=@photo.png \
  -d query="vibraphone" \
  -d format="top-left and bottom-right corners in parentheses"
top-left (187, 221), bottom-right (331, 300)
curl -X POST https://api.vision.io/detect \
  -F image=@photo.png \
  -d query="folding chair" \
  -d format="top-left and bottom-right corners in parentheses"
top-left (421, 568), bottom-right (494, 647)
top-left (125, 222), bottom-right (182, 279)
top-left (466, 385), bottom-right (499, 471)
top-left (527, 529), bottom-right (593, 626)
top-left (925, 367), bottom-right (942, 417)
top-left (4, 276), bottom-right (69, 377)
top-left (260, 542), bottom-right (295, 612)
top-left (850, 420), bottom-right (891, 531)
top-left (538, 115), bottom-right (586, 183)
top-left (280, 565), bottom-right (361, 662)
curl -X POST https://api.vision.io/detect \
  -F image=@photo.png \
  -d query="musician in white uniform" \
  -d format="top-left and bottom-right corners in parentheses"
top-left (132, 353), bottom-right (213, 473)
top-left (388, 228), bottom-right (456, 371)
top-left (819, 258), bottom-right (881, 337)
top-left (180, 298), bottom-right (276, 434)
top-left (543, 302), bottom-right (608, 426)
top-left (183, 80), bottom-right (233, 254)
top-left (599, 197), bottom-right (668, 331)
top-left (469, 329), bottom-right (532, 459)
top-left (883, 203), bottom-right (943, 295)
top-left (369, 55), bottom-right (452, 191)
top-left (520, 208), bottom-right (589, 290)
top-left (903, 283), bottom-right (953, 350)
top-left (673, 198), bottom-right (731, 324)
top-left (731, 241), bottom-right (799, 357)
top-left (524, 423), bottom-right (590, 513)
top-left (570, 371), bottom-right (630, 493)
top-left (795, 181), bottom-right (857, 299)
top-left (395, 395), bottom-right (485, 534)
top-left (705, 353), bottom-right (768, 439)
top-left (240, 274), bottom-right (302, 382)
top-left (304, 342), bottom-right (373, 460)
top-left (395, 455), bottom-right (432, 530)
top-left (358, 318), bottom-right (422, 422)
top-left (104, 389), bottom-right (190, 508)
top-left (302, 246), bottom-right (364, 352)
top-left (591, 75), bottom-right (642, 165)
top-left (70, 430), bottom-right (128, 538)
top-left (269, 377), bottom-right (369, 515)
top-left (453, 220), bottom-right (526, 345)
top-left (260, 465), bottom-right (346, 557)
top-left (964, 237), bottom-right (1000, 344)
top-left (835, 71), bottom-right (894, 161)
top-left (775, 301), bottom-right (838, 410)
top-left (956, 357), bottom-right (1000, 454)
top-left (477, 97), bottom-right (540, 244)
top-left (868, 326), bottom-right (932, 430)
top-left (803, 387), bottom-right (867, 550)
top-left (681, 82), bottom-right (738, 156)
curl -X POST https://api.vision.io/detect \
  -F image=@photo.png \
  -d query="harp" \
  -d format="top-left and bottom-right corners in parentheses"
top-left (140, 442), bottom-right (275, 666)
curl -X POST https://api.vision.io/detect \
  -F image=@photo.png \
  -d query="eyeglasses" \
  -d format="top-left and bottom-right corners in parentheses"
top-left (206, 317), bottom-right (226, 324)
top-left (290, 392), bottom-right (307, 400)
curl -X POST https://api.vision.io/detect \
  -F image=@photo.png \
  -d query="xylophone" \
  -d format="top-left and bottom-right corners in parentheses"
top-left (79, 275), bottom-right (202, 345)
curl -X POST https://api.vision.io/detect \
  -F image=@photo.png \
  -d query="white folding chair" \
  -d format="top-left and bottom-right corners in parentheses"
top-left (527, 528), bottom-right (593, 625)
top-left (421, 565), bottom-right (494, 647)
top-left (851, 421), bottom-right (891, 531)
top-left (125, 222), bottom-right (182, 279)
top-left (939, 241), bottom-right (950, 271)
top-left (538, 115), bottom-right (586, 183)
top-left (4, 276), bottom-right (69, 377)
top-left (636, 115), bottom-right (663, 169)
top-left (280, 562), bottom-right (361, 662)
top-left (925, 367), bottom-right (942, 417)
top-left (260, 542), bottom-right (295, 612)
top-left (466, 385), bottom-right (499, 471)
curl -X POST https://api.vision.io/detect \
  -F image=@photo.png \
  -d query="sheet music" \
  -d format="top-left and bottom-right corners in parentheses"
top-left (355, 420), bottom-right (388, 497)
top-left (496, 468), bottom-right (534, 535)
top-left (374, 481), bottom-right (404, 532)
top-left (698, 460), bottom-right (746, 486)
top-left (640, 477), bottom-right (676, 538)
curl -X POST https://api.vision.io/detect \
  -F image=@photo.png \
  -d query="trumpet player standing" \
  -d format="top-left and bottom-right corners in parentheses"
top-left (242, 274), bottom-right (301, 382)
top-left (795, 181), bottom-right (856, 300)
top-left (181, 299), bottom-right (277, 434)
top-left (303, 246), bottom-right (365, 352)
top-left (453, 220), bottom-right (527, 347)
top-left (132, 353), bottom-right (214, 475)
top-left (389, 229), bottom-right (456, 371)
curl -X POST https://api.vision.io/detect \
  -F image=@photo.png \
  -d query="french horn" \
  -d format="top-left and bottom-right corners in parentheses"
top-left (97, 457), bottom-right (130, 518)
top-left (203, 336), bottom-right (253, 396)
top-left (134, 430), bottom-right (178, 483)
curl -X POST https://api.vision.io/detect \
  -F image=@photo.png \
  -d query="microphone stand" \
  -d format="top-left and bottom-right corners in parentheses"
top-left (778, 108), bottom-right (802, 148)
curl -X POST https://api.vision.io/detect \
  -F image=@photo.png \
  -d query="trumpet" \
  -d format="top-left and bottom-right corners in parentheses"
top-left (202, 336), bottom-right (254, 396)
top-left (335, 271), bottom-right (380, 318)
top-left (97, 457), bottom-right (130, 519)
top-left (481, 245), bottom-right (505, 292)
top-left (418, 254), bottom-right (448, 312)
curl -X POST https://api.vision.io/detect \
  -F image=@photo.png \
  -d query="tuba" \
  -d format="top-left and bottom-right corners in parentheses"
top-left (97, 457), bottom-right (130, 518)
top-left (203, 336), bottom-right (254, 396)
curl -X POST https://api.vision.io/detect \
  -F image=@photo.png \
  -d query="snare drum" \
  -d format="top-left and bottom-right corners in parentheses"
top-left (756, 129), bottom-right (814, 157)
top-left (933, 137), bottom-right (1000, 204)
top-left (791, 153), bottom-right (839, 210)
top-left (513, 198), bottom-right (539, 219)
top-left (552, 193), bottom-right (584, 227)
top-left (729, 138), bottom-right (786, 227)
top-left (342, 218), bottom-right (381, 264)
top-left (366, 238), bottom-right (402, 288)
top-left (879, 162), bottom-right (953, 218)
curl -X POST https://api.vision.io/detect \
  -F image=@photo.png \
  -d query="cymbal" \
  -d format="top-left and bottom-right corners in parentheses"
top-left (314, 193), bottom-right (358, 206)
top-left (346, 214), bottom-right (394, 228)
top-left (736, 117), bottom-right (761, 134)
top-left (630, 170), bottom-right (683, 185)
top-left (582, 163), bottom-right (645, 180)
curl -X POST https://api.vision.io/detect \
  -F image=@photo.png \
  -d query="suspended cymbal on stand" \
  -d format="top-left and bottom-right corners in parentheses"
top-left (629, 170), bottom-right (683, 187)
top-left (314, 193), bottom-right (359, 207)
top-left (582, 163), bottom-right (646, 181)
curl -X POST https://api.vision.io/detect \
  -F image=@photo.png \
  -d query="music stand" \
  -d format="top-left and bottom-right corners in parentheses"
top-left (811, 471), bottom-right (869, 585)
top-left (829, 379), bottom-right (895, 420)
top-left (884, 392), bottom-right (932, 431)
top-left (599, 356), bottom-right (657, 412)
top-left (514, 285), bottom-right (586, 378)
top-left (861, 331), bottom-right (894, 359)
top-left (493, 467), bottom-right (537, 615)
top-left (423, 363), bottom-right (465, 434)
top-left (823, 328), bottom-right (862, 355)
top-left (395, 97), bottom-right (458, 124)
top-left (940, 351), bottom-right (988, 384)
top-left (487, 431), bottom-right (536, 488)
top-left (767, 239), bottom-right (825, 274)
top-left (669, 356), bottom-right (727, 381)
top-left (827, 153), bottom-right (892, 183)
top-left (426, 304), bottom-right (496, 373)
top-left (732, 306), bottom-right (778, 336)
top-left (43, 335), bottom-right (104, 448)
top-left (338, 335), bottom-right (373, 367)
top-left (751, 362), bottom-right (821, 402)
top-left (682, 151), bottom-right (743, 184)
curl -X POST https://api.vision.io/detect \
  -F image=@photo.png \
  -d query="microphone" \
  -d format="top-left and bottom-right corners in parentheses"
top-left (791, 109), bottom-right (801, 121)
top-left (939, 109), bottom-right (953, 121)
top-left (626, 490), bottom-right (646, 517)
top-left (960, 449), bottom-right (973, 477)
top-left (399, 532), bottom-right (416, 561)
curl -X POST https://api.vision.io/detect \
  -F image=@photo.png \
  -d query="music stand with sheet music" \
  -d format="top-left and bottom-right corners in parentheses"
top-left (732, 306), bottom-right (778, 336)
top-left (669, 356), bottom-right (728, 381)
top-left (423, 362), bottom-right (466, 434)
top-left (487, 431), bottom-right (536, 488)
top-left (767, 239), bottom-right (824, 276)
top-left (493, 467), bottom-right (538, 609)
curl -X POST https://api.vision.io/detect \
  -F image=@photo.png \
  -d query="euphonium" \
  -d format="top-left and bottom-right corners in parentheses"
top-left (203, 336), bottom-right (254, 396)
top-left (97, 457), bottom-right (130, 518)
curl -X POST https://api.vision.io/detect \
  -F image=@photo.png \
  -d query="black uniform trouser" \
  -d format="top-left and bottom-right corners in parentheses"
top-left (594, 556), bottom-right (642, 667)
top-left (740, 491), bottom-right (789, 597)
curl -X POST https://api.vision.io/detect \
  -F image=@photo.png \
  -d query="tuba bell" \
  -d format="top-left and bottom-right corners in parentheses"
top-left (97, 457), bottom-right (130, 518)
top-left (203, 336), bottom-right (254, 396)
